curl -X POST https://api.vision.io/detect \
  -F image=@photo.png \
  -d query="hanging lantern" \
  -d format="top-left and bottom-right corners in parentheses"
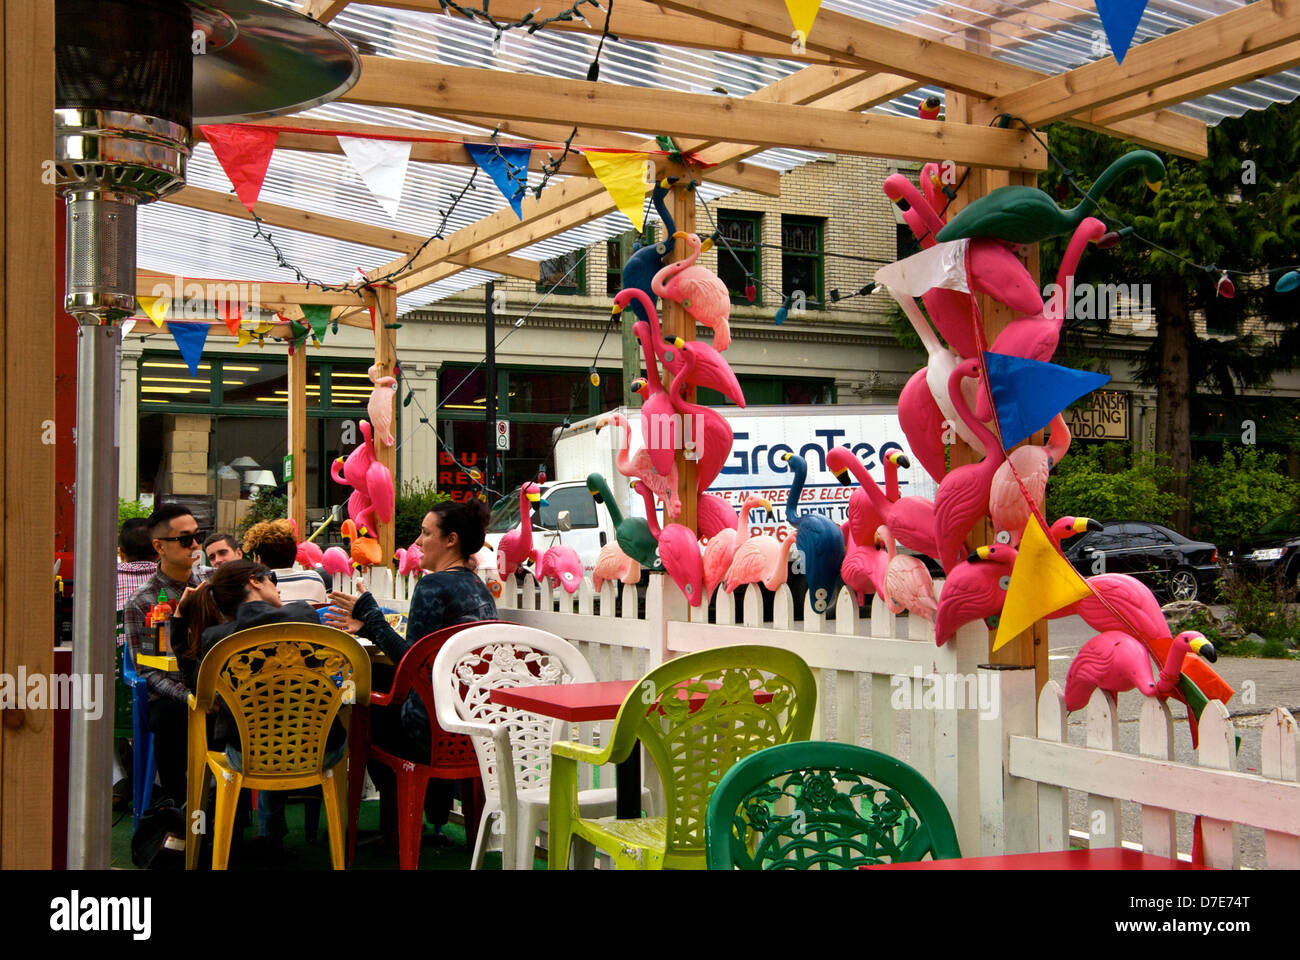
top-left (1216, 271), bottom-right (1235, 298)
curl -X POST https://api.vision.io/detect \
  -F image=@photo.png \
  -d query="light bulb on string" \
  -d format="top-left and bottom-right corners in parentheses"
top-left (774, 297), bottom-right (790, 326)
top-left (1215, 271), bottom-right (1235, 299)
top-left (744, 283), bottom-right (757, 304)
top-left (1277, 270), bottom-right (1300, 293)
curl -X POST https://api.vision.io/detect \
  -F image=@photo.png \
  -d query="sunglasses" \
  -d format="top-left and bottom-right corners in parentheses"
top-left (157, 531), bottom-right (204, 547)
top-left (251, 572), bottom-right (278, 586)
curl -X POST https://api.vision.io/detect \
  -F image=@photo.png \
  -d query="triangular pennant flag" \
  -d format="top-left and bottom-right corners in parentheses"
top-left (301, 303), bottom-right (331, 342)
top-left (199, 124), bottom-right (278, 212)
top-left (220, 302), bottom-right (242, 337)
top-left (984, 352), bottom-right (1110, 449)
top-left (338, 136), bottom-right (412, 219)
top-left (289, 319), bottom-right (310, 347)
top-left (137, 296), bottom-right (168, 327)
top-left (1094, 0), bottom-right (1149, 64)
top-left (464, 142), bottom-right (532, 219)
top-left (167, 322), bottom-right (209, 377)
top-left (237, 329), bottom-right (252, 348)
top-left (585, 152), bottom-right (649, 232)
top-left (784, 0), bottom-right (823, 39)
top-left (994, 515), bottom-right (1093, 651)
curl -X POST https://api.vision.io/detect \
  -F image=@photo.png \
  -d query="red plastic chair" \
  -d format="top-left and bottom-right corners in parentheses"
top-left (349, 620), bottom-right (506, 869)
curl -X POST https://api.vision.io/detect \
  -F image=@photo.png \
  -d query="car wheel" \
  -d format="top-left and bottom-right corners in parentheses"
top-left (1168, 567), bottom-right (1199, 602)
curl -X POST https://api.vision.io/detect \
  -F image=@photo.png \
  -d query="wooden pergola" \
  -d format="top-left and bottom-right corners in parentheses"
top-left (4, 0), bottom-right (1299, 865)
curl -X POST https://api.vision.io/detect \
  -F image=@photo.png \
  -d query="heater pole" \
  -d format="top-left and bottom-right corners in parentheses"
top-left (67, 324), bottom-right (121, 870)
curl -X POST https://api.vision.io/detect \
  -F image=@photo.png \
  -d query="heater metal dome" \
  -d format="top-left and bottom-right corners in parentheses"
top-left (55, 0), bottom-right (361, 321)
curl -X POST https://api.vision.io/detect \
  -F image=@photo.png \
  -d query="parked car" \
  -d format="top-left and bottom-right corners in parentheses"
top-left (1061, 521), bottom-right (1221, 602)
top-left (1232, 510), bottom-right (1300, 590)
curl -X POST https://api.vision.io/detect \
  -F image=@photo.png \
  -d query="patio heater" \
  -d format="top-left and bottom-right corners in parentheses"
top-left (55, 0), bottom-right (359, 868)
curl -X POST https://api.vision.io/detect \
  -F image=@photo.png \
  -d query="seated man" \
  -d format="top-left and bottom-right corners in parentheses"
top-left (203, 531), bottom-right (243, 569)
top-left (241, 519), bottom-right (328, 603)
top-left (114, 517), bottom-right (158, 806)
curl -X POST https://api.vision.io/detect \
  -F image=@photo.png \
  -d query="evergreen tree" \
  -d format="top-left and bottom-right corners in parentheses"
top-left (1040, 98), bottom-right (1300, 531)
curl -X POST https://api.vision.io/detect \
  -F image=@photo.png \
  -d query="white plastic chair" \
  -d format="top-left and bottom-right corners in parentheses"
top-left (431, 623), bottom-right (649, 869)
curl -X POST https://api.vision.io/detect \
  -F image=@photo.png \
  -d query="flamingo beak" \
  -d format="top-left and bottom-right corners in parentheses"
top-left (889, 452), bottom-right (911, 469)
top-left (832, 468), bottom-right (852, 487)
top-left (630, 378), bottom-right (647, 394)
top-left (672, 336), bottom-right (685, 349)
top-left (781, 453), bottom-right (792, 462)
top-left (672, 231), bottom-right (689, 241)
top-left (1075, 517), bottom-right (1102, 533)
top-left (595, 419), bottom-right (607, 433)
top-left (1146, 180), bottom-right (1162, 194)
top-left (970, 546), bottom-right (992, 562)
top-left (1189, 634), bottom-right (1218, 663)
top-left (628, 479), bottom-right (638, 491)
top-left (611, 303), bottom-right (624, 316)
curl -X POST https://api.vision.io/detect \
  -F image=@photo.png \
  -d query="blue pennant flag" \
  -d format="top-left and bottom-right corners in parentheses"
top-left (464, 143), bottom-right (532, 219)
top-left (985, 352), bottom-right (1110, 449)
top-left (1094, 0), bottom-right (1149, 64)
top-left (167, 322), bottom-right (210, 377)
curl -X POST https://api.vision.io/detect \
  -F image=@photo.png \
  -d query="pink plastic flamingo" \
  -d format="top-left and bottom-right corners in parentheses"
top-left (331, 421), bottom-right (394, 532)
top-left (599, 411), bottom-right (680, 519)
top-left (632, 479), bottom-right (705, 606)
top-left (974, 216), bottom-right (1107, 420)
top-left (933, 543), bottom-right (1017, 646)
top-left (296, 540), bottom-right (324, 569)
top-left (664, 343), bottom-right (734, 492)
top-left (875, 525), bottom-right (938, 622)
top-left (396, 540), bottom-right (423, 577)
top-left (932, 358), bottom-right (1006, 572)
top-left (698, 493), bottom-right (740, 540)
top-left (592, 542), bottom-right (640, 593)
top-left (898, 368), bottom-right (949, 485)
top-left (366, 364), bottom-right (398, 447)
top-left (724, 523), bottom-right (798, 594)
top-left (618, 288), bottom-right (744, 404)
top-left (1063, 630), bottom-right (1217, 712)
top-left (827, 446), bottom-right (938, 560)
top-left (702, 494), bottom-right (774, 600)
top-left (320, 546), bottom-right (352, 579)
top-left (840, 520), bottom-right (881, 605)
top-left (496, 482), bottom-right (545, 578)
top-left (538, 544), bottom-right (584, 594)
top-left (988, 414), bottom-right (1072, 546)
top-left (652, 232), bottom-right (731, 350)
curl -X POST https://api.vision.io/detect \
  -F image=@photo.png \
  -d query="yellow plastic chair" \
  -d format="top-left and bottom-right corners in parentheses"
top-left (185, 623), bottom-right (371, 870)
top-left (548, 645), bottom-right (816, 870)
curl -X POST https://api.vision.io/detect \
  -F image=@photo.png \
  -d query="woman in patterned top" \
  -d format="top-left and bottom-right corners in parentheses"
top-left (326, 499), bottom-right (496, 844)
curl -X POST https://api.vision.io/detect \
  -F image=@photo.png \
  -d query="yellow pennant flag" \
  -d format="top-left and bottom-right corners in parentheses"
top-left (136, 296), bottom-right (169, 327)
top-left (585, 152), bottom-right (649, 233)
top-left (785, 0), bottom-right (823, 41)
top-left (993, 515), bottom-right (1093, 651)
top-left (236, 329), bottom-right (253, 348)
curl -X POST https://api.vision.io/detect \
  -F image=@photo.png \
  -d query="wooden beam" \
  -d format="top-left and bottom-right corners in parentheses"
top-left (366, 285), bottom-right (398, 563)
top-left (344, 59), bottom-right (1046, 170)
top-left (1087, 39), bottom-right (1300, 125)
top-left (301, 0), bottom-right (350, 23)
top-left (1, 0), bottom-right (56, 869)
top-left (287, 341), bottom-right (308, 537)
top-left (137, 271), bottom-right (369, 307)
top-left (979, 0), bottom-right (1300, 125)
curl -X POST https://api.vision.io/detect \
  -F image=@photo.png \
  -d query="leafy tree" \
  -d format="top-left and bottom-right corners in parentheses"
top-left (118, 498), bottom-right (152, 532)
top-left (1045, 442), bottom-right (1185, 525)
top-left (1187, 445), bottom-right (1300, 550)
top-left (1040, 98), bottom-right (1300, 531)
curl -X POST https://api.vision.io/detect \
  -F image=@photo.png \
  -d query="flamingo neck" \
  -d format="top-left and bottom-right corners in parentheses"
top-left (949, 365), bottom-right (1002, 462)
top-left (596, 478), bottom-right (625, 527)
top-left (651, 236), bottom-right (701, 297)
top-left (1079, 154), bottom-right (1148, 215)
top-left (1045, 414), bottom-right (1071, 465)
top-left (1054, 221), bottom-right (1103, 298)
top-left (843, 454), bottom-right (890, 515)
top-left (786, 460), bottom-right (807, 523)
top-left (653, 187), bottom-right (676, 239)
top-left (611, 415), bottom-right (633, 474)
top-left (737, 496), bottom-right (766, 546)
top-left (883, 457), bottom-right (901, 501)
top-left (1155, 638), bottom-right (1189, 693)
top-left (519, 488), bottom-right (534, 543)
top-left (637, 484), bottom-right (662, 538)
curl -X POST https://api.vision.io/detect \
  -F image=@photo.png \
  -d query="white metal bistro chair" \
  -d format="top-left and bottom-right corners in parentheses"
top-left (431, 623), bottom-right (652, 869)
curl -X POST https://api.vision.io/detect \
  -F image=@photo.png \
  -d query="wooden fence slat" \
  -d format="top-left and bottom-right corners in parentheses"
top-left (1262, 707), bottom-right (1300, 870)
top-left (1035, 681), bottom-right (1070, 852)
top-left (1085, 690), bottom-right (1121, 848)
top-left (1197, 701), bottom-right (1240, 870)
top-left (1138, 697), bottom-right (1177, 859)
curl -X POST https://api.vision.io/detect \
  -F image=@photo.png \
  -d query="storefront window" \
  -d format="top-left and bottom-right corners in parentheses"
top-left (139, 358), bottom-right (212, 403)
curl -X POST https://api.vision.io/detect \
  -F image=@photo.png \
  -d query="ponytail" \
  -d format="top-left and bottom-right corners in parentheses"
top-left (178, 581), bottom-right (222, 660)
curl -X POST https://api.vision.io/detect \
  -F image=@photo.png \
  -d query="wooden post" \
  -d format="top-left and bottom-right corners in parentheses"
top-left (287, 340), bottom-right (308, 538)
top-left (661, 164), bottom-right (697, 533)
top-left (367, 283), bottom-right (398, 564)
top-left (946, 95), bottom-right (1047, 690)
top-left (1, 0), bottom-right (56, 868)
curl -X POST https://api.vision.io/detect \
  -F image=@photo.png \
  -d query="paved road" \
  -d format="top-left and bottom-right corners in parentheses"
top-left (1047, 608), bottom-right (1299, 867)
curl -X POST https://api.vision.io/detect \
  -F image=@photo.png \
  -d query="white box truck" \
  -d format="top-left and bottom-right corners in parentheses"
top-left (483, 404), bottom-right (937, 577)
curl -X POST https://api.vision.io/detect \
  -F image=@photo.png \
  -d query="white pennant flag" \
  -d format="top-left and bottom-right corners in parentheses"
top-left (338, 136), bottom-right (412, 219)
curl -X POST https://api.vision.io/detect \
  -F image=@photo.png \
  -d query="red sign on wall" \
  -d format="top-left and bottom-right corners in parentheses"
top-left (439, 451), bottom-right (486, 503)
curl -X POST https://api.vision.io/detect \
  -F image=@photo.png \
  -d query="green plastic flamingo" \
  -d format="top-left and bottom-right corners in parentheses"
top-left (586, 472), bottom-right (661, 569)
top-left (936, 150), bottom-right (1165, 244)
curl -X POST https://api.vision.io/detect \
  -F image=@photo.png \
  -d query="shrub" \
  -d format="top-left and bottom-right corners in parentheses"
top-left (118, 498), bottom-right (153, 532)
top-left (235, 488), bottom-right (287, 538)
top-left (394, 479), bottom-right (451, 548)
top-left (1187, 445), bottom-right (1300, 552)
top-left (1219, 570), bottom-right (1299, 648)
top-left (1045, 443), bottom-right (1186, 526)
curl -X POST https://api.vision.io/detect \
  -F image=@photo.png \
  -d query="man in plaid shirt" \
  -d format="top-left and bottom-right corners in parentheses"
top-left (116, 519), bottom-right (157, 613)
top-left (123, 503), bottom-right (202, 804)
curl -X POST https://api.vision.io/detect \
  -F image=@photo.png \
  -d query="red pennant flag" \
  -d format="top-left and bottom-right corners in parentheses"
top-left (220, 303), bottom-right (242, 336)
top-left (200, 124), bottom-right (278, 212)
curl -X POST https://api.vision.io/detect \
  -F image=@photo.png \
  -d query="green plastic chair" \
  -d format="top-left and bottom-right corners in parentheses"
top-left (704, 740), bottom-right (962, 869)
top-left (548, 645), bottom-right (816, 870)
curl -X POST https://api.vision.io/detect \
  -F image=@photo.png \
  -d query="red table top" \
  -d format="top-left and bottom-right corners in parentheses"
top-left (864, 848), bottom-right (1207, 870)
top-left (487, 679), bottom-right (774, 723)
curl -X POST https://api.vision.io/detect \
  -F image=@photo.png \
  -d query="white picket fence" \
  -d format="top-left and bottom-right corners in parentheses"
top-left (363, 565), bottom-right (1300, 868)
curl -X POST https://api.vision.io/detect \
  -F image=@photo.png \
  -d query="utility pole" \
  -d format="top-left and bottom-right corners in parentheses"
top-left (485, 281), bottom-right (499, 495)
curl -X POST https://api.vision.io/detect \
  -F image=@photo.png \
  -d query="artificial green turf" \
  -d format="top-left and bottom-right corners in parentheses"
top-left (111, 796), bottom-right (547, 870)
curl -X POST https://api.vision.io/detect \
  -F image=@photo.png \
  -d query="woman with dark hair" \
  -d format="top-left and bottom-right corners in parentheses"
top-left (325, 498), bottom-right (496, 844)
top-left (176, 559), bottom-right (328, 856)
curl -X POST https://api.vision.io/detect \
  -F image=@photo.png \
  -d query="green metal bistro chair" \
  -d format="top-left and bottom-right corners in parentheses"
top-left (548, 645), bottom-right (816, 870)
top-left (704, 740), bottom-right (961, 869)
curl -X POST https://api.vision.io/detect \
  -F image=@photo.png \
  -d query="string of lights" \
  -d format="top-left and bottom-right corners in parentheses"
top-left (427, 0), bottom-right (607, 45)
